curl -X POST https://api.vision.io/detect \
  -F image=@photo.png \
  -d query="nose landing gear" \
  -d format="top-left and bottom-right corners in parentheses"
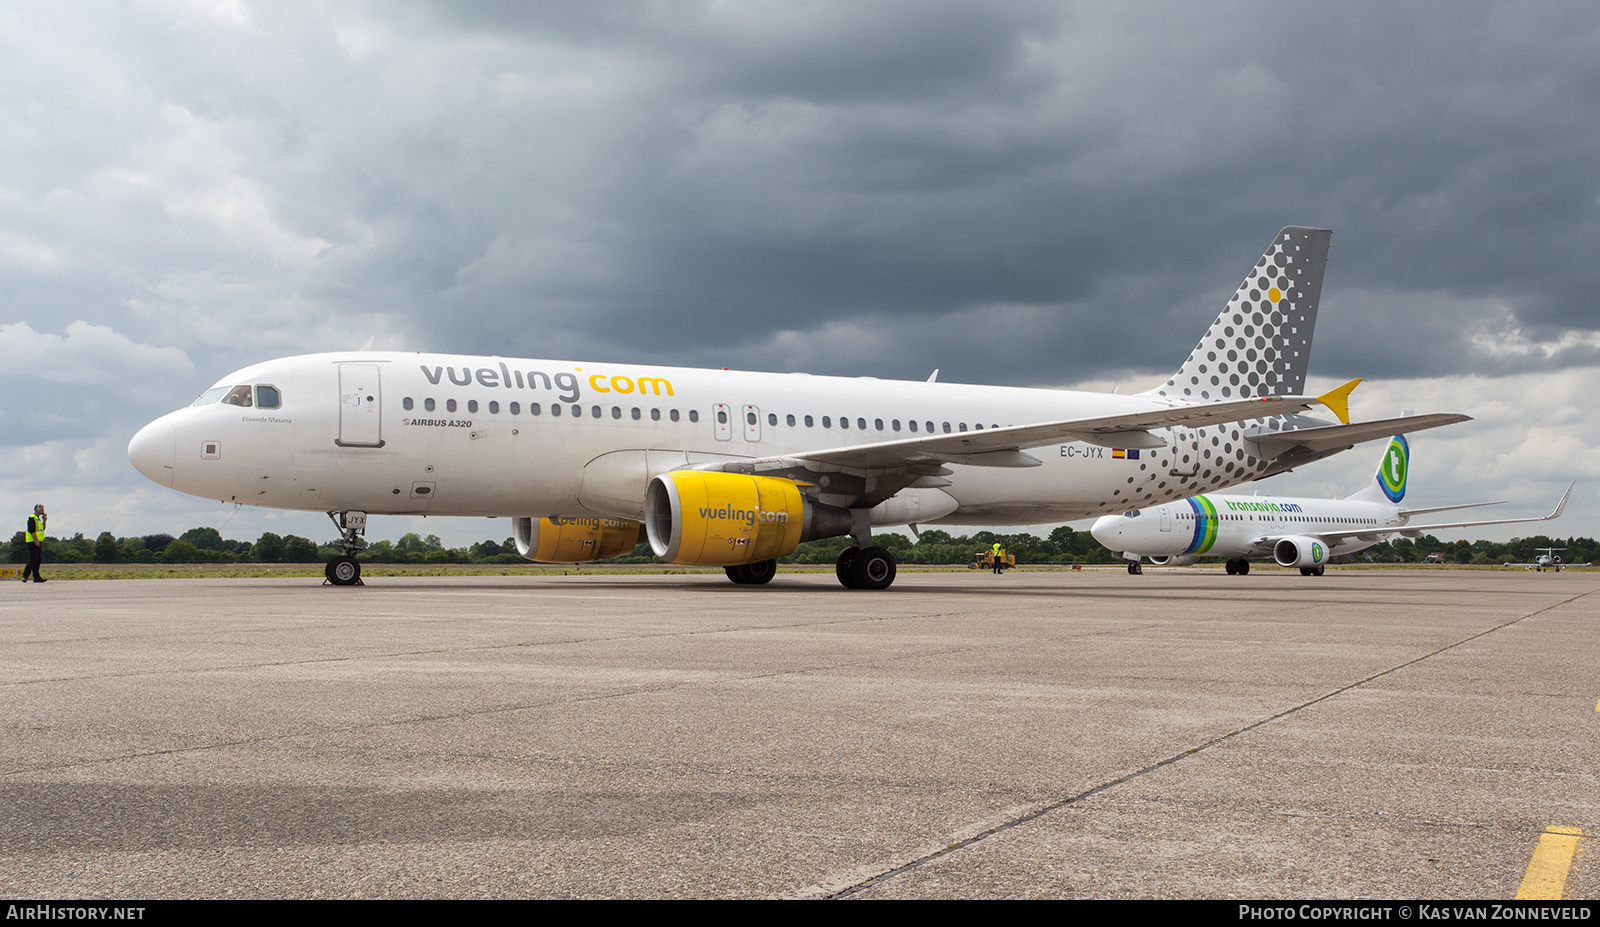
top-left (324, 511), bottom-right (367, 586)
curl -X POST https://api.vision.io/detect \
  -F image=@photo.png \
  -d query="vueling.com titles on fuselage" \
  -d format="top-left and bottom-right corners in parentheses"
top-left (420, 365), bottom-right (673, 403)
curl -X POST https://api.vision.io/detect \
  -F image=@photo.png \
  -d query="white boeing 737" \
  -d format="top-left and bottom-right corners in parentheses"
top-left (127, 227), bottom-right (1470, 588)
top-left (1090, 434), bottom-right (1573, 574)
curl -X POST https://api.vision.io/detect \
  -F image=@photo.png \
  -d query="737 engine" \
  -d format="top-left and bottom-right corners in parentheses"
top-left (514, 516), bottom-right (644, 563)
top-left (644, 471), bottom-right (853, 566)
top-left (1273, 536), bottom-right (1329, 569)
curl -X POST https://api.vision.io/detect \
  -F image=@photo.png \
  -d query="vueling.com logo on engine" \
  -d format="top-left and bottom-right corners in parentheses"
top-left (698, 505), bottom-right (790, 528)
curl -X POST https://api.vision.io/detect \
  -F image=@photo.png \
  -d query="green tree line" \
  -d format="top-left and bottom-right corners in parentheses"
top-left (8, 525), bottom-right (1598, 567)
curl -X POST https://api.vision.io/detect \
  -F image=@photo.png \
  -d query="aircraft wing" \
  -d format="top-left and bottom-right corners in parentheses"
top-left (725, 395), bottom-right (1313, 473)
top-left (1391, 481), bottom-right (1574, 537)
top-left (1289, 481), bottom-right (1574, 543)
top-left (1248, 413), bottom-right (1471, 455)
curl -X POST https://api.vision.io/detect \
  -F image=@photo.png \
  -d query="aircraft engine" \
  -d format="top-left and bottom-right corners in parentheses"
top-left (1148, 555), bottom-right (1197, 566)
top-left (1273, 536), bottom-right (1329, 569)
top-left (645, 471), bottom-right (853, 566)
top-left (514, 516), bottom-right (644, 563)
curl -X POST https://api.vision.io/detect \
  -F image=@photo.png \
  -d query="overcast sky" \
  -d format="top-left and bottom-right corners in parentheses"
top-left (3, 0), bottom-right (1598, 549)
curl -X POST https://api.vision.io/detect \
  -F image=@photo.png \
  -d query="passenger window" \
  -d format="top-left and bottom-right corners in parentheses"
top-left (489, 401), bottom-right (499, 414)
top-left (746, 411), bottom-right (756, 425)
top-left (858, 418), bottom-right (867, 430)
top-left (256, 385), bottom-right (280, 409)
top-left (222, 385), bottom-right (253, 407)
top-left (891, 420), bottom-right (900, 431)
top-left (909, 420), bottom-right (918, 432)
top-left (822, 416), bottom-right (832, 428)
top-left (612, 406), bottom-right (621, 419)
top-left (529, 403), bottom-right (540, 415)
top-left (573, 405), bottom-right (583, 417)
top-left (687, 410), bottom-right (698, 422)
top-left (447, 399), bottom-right (457, 413)
top-left (875, 419), bottom-right (884, 431)
top-left (403, 397), bottom-right (414, 411)
top-left (511, 402), bottom-right (521, 415)
top-left (769, 413), bottom-right (778, 426)
top-left (551, 404), bottom-right (562, 417)
top-left (942, 422), bottom-right (951, 433)
top-left (632, 408), bottom-right (641, 420)
top-left (926, 422), bottom-right (935, 433)
top-left (804, 415), bottom-right (814, 427)
top-left (958, 423), bottom-right (968, 432)
top-left (591, 406), bottom-right (601, 418)
top-left (839, 417), bottom-right (849, 430)
top-left (651, 408), bottom-right (661, 421)
top-left (718, 409), bottom-right (729, 424)
top-left (425, 398), bottom-right (436, 412)
top-left (467, 400), bottom-right (478, 413)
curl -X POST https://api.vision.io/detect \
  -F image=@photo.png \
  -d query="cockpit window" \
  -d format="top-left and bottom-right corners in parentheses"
top-left (1124, 509), bottom-right (1141, 518)
top-left (255, 385), bottom-right (280, 409)
top-left (193, 387), bottom-right (228, 406)
top-left (221, 385), bottom-right (253, 407)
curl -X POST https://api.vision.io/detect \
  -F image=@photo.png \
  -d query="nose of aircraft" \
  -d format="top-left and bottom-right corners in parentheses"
top-left (1089, 514), bottom-right (1121, 549)
top-left (128, 419), bottom-right (177, 487)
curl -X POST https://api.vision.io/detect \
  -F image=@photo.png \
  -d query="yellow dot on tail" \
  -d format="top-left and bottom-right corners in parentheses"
top-left (1268, 287), bottom-right (1282, 302)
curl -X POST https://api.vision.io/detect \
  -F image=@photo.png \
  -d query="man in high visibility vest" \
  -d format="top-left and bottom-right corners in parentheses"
top-left (22, 504), bottom-right (46, 582)
top-left (991, 541), bottom-right (1004, 574)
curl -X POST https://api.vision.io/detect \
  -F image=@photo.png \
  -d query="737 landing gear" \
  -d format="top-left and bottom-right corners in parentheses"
top-left (1299, 565), bottom-right (1325, 576)
top-left (835, 546), bottom-right (897, 590)
top-left (1225, 558), bottom-right (1251, 575)
top-left (1126, 561), bottom-right (1143, 575)
top-left (324, 511), bottom-right (368, 586)
top-left (725, 559), bottom-right (778, 585)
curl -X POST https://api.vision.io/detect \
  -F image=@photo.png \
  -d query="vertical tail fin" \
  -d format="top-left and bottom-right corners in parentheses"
top-left (1147, 226), bottom-right (1332, 402)
top-left (1345, 435), bottom-right (1409, 503)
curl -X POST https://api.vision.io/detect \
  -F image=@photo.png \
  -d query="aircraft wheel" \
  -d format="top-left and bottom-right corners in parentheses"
top-left (1300, 567), bottom-right (1312, 576)
top-left (835, 548), bottom-right (860, 588)
top-left (1225, 560), bottom-right (1238, 575)
top-left (727, 559), bottom-right (777, 585)
top-left (851, 546), bottom-right (897, 590)
top-left (327, 556), bottom-right (361, 586)
top-left (1127, 561), bottom-right (1141, 575)
top-left (1237, 559), bottom-right (1250, 575)
top-left (1313, 565), bottom-right (1325, 576)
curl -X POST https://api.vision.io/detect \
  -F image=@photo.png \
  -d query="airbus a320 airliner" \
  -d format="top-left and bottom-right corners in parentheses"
top-left (128, 227), bottom-right (1469, 589)
top-left (1090, 434), bottom-right (1573, 574)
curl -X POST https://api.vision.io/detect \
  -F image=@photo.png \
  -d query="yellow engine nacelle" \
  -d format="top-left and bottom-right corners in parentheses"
top-left (514, 516), bottom-right (643, 563)
top-left (646, 471), bottom-right (847, 566)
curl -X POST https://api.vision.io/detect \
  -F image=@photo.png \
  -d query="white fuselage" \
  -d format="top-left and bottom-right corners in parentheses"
top-left (127, 351), bottom-right (1327, 528)
top-left (1090, 492), bottom-right (1406, 562)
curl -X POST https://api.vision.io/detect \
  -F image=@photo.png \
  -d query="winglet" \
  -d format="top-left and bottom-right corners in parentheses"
top-left (1315, 378), bottom-right (1361, 425)
top-left (1546, 481), bottom-right (1576, 520)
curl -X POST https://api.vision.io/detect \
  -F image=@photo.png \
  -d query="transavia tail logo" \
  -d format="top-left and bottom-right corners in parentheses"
top-left (1378, 435), bottom-right (1409, 503)
top-left (1184, 495), bottom-right (1218, 555)
top-left (1312, 542), bottom-right (1325, 563)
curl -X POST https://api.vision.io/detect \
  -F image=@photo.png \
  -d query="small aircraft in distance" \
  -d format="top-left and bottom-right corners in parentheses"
top-left (128, 227), bottom-right (1471, 589)
top-left (1504, 547), bottom-right (1588, 572)
top-left (1090, 434), bottom-right (1574, 575)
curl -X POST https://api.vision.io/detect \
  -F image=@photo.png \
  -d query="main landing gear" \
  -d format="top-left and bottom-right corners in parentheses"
top-left (725, 559), bottom-right (777, 585)
top-left (1126, 561), bottom-right (1143, 575)
top-left (835, 546), bottom-right (897, 590)
top-left (325, 511), bottom-right (367, 586)
top-left (1298, 565), bottom-right (1325, 576)
top-left (1225, 558), bottom-right (1251, 575)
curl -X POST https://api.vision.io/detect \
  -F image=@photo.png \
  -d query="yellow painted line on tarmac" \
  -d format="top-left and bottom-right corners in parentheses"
top-left (1516, 826), bottom-right (1584, 900)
